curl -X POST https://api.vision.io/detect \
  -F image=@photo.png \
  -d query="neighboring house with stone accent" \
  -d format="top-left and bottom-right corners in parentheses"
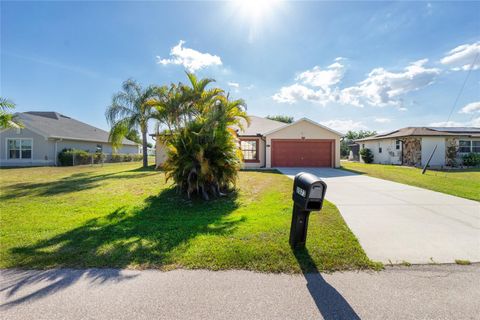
top-left (354, 127), bottom-right (480, 167)
top-left (0, 111), bottom-right (140, 167)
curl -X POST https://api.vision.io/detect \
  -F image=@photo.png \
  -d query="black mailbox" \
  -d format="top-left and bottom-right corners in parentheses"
top-left (289, 172), bottom-right (327, 249)
top-left (292, 173), bottom-right (327, 211)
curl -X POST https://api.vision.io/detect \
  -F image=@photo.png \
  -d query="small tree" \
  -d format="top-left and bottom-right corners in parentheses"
top-left (266, 115), bottom-right (294, 123)
top-left (360, 148), bottom-right (374, 164)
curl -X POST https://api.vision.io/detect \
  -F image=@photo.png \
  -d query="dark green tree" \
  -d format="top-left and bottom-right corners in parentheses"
top-left (341, 130), bottom-right (377, 157)
top-left (266, 115), bottom-right (294, 123)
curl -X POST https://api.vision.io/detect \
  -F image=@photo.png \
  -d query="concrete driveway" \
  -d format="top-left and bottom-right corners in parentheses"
top-left (278, 167), bottom-right (480, 264)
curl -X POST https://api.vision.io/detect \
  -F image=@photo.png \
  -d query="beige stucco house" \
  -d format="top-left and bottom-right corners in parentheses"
top-left (154, 116), bottom-right (343, 169)
top-left (354, 127), bottom-right (480, 167)
top-left (0, 111), bottom-right (140, 167)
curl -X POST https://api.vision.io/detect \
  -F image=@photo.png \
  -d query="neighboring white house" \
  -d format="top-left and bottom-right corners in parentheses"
top-left (0, 111), bottom-right (140, 167)
top-left (354, 127), bottom-right (480, 167)
top-left (153, 116), bottom-right (343, 169)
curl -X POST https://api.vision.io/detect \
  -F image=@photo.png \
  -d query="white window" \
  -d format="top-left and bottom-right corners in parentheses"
top-left (7, 139), bottom-right (32, 159)
top-left (459, 140), bottom-right (480, 153)
top-left (473, 141), bottom-right (480, 153)
top-left (240, 140), bottom-right (258, 161)
top-left (395, 140), bottom-right (401, 150)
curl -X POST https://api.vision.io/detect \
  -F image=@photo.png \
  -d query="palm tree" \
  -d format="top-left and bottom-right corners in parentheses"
top-left (105, 79), bottom-right (160, 168)
top-left (0, 97), bottom-right (22, 129)
top-left (160, 73), bottom-right (250, 199)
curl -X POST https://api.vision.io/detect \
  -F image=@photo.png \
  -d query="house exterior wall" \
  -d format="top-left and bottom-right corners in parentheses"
top-left (0, 127), bottom-right (55, 166)
top-left (265, 120), bottom-right (341, 168)
top-left (359, 138), bottom-right (402, 165)
top-left (0, 127), bottom-right (139, 167)
top-left (421, 137), bottom-right (446, 167)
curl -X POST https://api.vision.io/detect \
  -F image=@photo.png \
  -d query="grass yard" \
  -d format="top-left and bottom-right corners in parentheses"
top-left (341, 161), bottom-right (480, 201)
top-left (0, 163), bottom-right (379, 272)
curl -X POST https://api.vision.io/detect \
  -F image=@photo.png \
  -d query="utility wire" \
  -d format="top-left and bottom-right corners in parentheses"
top-left (444, 52), bottom-right (479, 124)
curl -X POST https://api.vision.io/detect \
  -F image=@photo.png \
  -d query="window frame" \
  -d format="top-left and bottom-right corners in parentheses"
top-left (239, 138), bottom-right (260, 163)
top-left (6, 138), bottom-right (33, 160)
top-left (472, 141), bottom-right (480, 153)
top-left (395, 140), bottom-right (401, 150)
top-left (459, 140), bottom-right (472, 154)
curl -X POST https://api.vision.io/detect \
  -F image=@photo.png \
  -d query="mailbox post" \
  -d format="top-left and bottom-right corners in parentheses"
top-left (289, 172), bottom-right (327, 249)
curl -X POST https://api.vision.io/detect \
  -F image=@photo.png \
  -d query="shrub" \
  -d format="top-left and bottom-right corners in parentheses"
top-left (462, 153), bottom-right (480, 167)
top-left (110, 154), bottom-right (124, 162)
top-left (110, 153), bottom-right (142, 163)
top-left (94, 152), bottom-right (106, 164)
top-left (132, 154), bottom-right (143, 161)
top-left (359, 148), bottom-right (374, 164)
top-left (58, 148), bottom-right (91, 166)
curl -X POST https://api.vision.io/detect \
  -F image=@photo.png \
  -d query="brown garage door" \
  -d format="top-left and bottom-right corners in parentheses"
top-left (271, 139), bottom-right (333, 167)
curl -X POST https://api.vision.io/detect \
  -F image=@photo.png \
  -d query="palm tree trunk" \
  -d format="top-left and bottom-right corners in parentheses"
top-left (142, 129), bottom-right (148, 168)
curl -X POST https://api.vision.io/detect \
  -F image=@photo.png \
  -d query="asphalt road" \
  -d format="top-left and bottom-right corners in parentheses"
top-left (1, 265), bottom-right (479, 320)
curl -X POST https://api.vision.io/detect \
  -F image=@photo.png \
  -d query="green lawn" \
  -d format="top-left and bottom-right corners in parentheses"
top-left (0, 163), bottom-right (379, 272)
top-left (341, 161), bottom-right (480, 201)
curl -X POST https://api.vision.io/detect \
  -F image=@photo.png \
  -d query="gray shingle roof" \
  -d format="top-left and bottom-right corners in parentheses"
top-left (234, 116), bottom-right (286, 136)
top-left (16, 112), bottom-right (138, 145)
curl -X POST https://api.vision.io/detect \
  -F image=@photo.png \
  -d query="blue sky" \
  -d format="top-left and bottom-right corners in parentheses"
top-left (1, 1), bottom-right (479, 137)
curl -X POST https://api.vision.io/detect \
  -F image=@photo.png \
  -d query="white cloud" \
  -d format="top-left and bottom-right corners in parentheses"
top-left (428, 120), bottom-right (463, 127)
top-left (228, 82), bottom-right (240, 88)
top-left (320, 119), bottom-right (366, 133)
top-left (429, 117), bottom-right (480, 127)
top-left (471, 117), bottom-right (480, 127)
top-left (272, 83), bottom-right (330, 105)
top-left (459, 101), bottom-right (480, 114)
top-left (398, 107), bottom-right (408, 111)
top-left (157, 40), bottom-right (222, 72)
top-left (272, 58), bottom-right (440, 108)
top-left (440, 42), bottom-right (480, 71)
top-left (339, 59), bottom-right (440, 107)
top-left (295, 58), bottom-right (345, 91)
top-left (374, 118), bottom-right (391, 123)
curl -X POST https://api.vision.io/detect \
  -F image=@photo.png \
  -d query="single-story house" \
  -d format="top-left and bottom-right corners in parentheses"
top-left (154, 116), bottom-right (342, 168)
top-left (0, 111), bottom-right (140, 167)
top-left (354, 126), bottom-right (480, 167)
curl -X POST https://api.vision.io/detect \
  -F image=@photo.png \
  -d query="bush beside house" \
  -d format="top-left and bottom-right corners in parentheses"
top-left (360, 148), bottom-right (374, 163)
top-left (462, 153), bottom-right (480, 167)
top-left (58, 148), bottom-right (141, 166)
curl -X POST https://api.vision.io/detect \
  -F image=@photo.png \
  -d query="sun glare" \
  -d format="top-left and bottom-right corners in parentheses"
top-left (235, 0), bottom-right (279, 19)
top-left (232, 0), bottom-right (282, 42)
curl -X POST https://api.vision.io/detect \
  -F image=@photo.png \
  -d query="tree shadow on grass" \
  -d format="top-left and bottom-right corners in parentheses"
top-left (2, 188), bottom-right (242, 307)
top-left (0, 170), bottom-right (154, 200)
top-left (294, 248), bottom-right (360, 320)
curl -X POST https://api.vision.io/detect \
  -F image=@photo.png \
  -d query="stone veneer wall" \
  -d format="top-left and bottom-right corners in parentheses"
top-left (402, 137), bottom-right (422, 166)
top-left (445, 137), bottom-right (458, 166)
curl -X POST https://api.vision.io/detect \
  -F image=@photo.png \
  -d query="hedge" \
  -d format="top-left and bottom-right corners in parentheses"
top-left (58, 148), bottom-right (142, 166)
